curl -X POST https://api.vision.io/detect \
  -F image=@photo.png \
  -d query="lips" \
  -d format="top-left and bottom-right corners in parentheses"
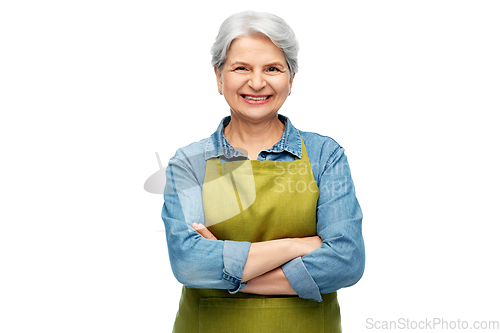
top-left (242, 94), bottom-right (271, 101)
top-left (240, 94), bottom-right (272, 105)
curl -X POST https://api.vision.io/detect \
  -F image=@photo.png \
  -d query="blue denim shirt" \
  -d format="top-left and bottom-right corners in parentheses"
top-left (161, 115), bottom-right (364, 302)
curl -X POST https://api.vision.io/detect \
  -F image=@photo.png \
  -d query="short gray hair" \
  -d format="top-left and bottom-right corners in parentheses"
top-left (211, 11), bottom-right (299, 74)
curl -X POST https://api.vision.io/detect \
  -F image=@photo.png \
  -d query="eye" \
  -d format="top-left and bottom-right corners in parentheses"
top-left (266, 67), bottom-right (283, 74)
top-left (234, 66), bottom-right (247, 71)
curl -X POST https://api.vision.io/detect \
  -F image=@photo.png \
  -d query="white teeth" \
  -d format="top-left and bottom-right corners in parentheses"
top-left (244, 95), bottom-right (268, 101)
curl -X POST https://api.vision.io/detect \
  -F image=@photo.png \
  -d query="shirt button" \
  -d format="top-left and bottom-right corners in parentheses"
top-left (260, 152), bottom-right (267, 158)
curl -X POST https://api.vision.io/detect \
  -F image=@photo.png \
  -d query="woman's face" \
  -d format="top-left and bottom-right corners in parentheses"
top-left (215, 35), bottom-right (294, 122)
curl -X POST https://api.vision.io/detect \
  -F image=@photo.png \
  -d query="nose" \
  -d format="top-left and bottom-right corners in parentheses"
top-left (247, 72), bottom-right (266, 91)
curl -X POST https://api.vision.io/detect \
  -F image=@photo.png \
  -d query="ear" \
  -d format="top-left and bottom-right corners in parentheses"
top-left (289, 72), bottom-right (295, 91)
top-left (214, 65), bottom-right (223, 93)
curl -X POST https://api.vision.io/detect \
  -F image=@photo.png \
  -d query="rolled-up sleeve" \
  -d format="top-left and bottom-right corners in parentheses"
top-left (282, 257), bottom-right (321, 301)
top-left (282, 146), bottom-right (365, 301)
top-left (162, 154), bottom-right (251, 291)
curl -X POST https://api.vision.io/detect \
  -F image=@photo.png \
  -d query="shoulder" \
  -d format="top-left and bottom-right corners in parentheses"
top-left (299, 130), bottom-right (344, 163)
top-left (299, 130), bottom-right (342, 153)
top-left (170, 137), bottom-right (209, 162)
top-left (167, 137), bottom-right (210, 185)
top-left (294, 129), bottom-right (349, 187)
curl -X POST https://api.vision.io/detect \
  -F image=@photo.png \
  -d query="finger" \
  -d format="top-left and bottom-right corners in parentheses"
top-left (192, 223), bottom-right (218, 240)
top-left (198, 225), bottom-right (217, 240)
top-left (192, 223), bottom-right (205, 234)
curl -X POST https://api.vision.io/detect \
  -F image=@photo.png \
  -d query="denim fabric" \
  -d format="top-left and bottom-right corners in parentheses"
top-left (161, 114), bottom-right (364, 301)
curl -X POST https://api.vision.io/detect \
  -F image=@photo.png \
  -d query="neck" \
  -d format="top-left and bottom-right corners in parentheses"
top-left (224, 111), bottom-right (285, 159)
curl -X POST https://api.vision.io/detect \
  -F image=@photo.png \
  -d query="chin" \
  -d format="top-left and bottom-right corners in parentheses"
top-left (236, 108), bottom-right (279, 120)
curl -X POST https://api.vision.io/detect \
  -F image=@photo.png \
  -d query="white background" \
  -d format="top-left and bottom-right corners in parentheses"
top-left (1, 1), bottom-right (499, 332)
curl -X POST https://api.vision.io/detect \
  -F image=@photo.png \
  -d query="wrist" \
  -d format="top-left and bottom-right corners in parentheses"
top-left (286, 238), bottom-right (309, 257)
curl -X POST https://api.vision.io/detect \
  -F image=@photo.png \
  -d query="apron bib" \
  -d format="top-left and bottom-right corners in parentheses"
top-left (172, 139), bottom-right (341, 333)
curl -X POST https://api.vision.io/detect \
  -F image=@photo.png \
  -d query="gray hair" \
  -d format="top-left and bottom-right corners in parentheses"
top-left (211, 11), bottom-right (299, 74)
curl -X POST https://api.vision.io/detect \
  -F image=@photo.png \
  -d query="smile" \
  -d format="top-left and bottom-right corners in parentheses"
top-left (241, 95), bottom-right (272, 105)
top-left (242, 95), bottom-right (271, 101)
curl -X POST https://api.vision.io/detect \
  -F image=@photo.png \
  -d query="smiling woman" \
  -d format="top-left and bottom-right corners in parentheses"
top-left (161, 10), bottom-right (364, 333)
top-left (217, 35), bottom-right (295, 159)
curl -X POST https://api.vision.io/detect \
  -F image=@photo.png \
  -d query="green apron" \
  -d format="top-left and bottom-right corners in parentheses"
top-left (172, 139), bottom-right (341, 332)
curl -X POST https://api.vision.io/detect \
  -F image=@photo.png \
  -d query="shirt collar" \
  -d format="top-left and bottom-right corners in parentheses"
top-left (205, 114), bottom-right (302, 160)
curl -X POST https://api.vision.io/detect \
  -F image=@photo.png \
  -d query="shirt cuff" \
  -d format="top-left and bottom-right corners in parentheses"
top-left (222, 240), bottom-right (251, 293)
top-left (282, 257), bottom-right (322, 302)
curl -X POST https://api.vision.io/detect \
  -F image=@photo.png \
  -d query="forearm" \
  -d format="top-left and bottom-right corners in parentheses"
top-left (241, 268), bottom-right (296, 295)
top-left (192, 223), bottom-right (321, 286)
top-left (241, 239), bottom-right (303, 282)
top-left (241, 237), bottom-right (319, 282)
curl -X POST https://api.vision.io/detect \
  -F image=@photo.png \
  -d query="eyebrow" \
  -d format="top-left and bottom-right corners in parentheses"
top-left (230, 61), bottom-right (286, 68)
top-left (266, 62), bottom-right (287, 69)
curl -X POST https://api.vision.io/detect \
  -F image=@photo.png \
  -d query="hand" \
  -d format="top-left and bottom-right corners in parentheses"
top-left (292, 235), bottom-right (322, 256)
top-left (192, 223), bottom-right (218, 240)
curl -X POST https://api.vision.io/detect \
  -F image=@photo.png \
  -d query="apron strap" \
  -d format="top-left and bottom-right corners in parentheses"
top-left (298, 137), bottom-right (308, 160)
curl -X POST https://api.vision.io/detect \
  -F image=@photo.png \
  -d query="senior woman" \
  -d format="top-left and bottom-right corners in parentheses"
top-left (161, 11), bottom-right (364, 333)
